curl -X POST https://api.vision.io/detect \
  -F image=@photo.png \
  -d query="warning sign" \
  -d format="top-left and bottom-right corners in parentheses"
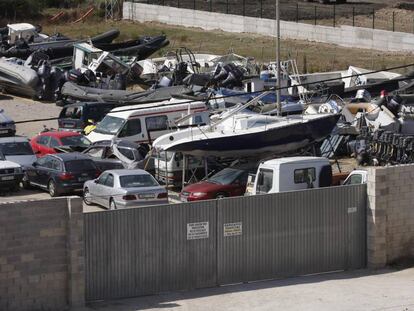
top-left (187, 222), bottom-right (209, 240)
top-left (224, 222), bottom-right (242, 237)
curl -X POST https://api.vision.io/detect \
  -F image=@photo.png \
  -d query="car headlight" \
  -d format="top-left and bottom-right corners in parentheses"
top-left (192, 192), bottom-right (207, 197)
top-left (15, 167), bottom-right (22, 173)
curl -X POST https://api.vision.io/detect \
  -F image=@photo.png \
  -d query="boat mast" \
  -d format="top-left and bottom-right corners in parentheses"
top-left (276, 0), bottom-right (282, 116)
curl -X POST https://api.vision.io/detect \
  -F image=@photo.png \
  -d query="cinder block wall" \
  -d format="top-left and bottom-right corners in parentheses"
top-left (123, 2), bottom-right (414, 53)
top-left (0, 198), bottom-right (85, 311)
top-left (367, 165), bottom-right (414, 268)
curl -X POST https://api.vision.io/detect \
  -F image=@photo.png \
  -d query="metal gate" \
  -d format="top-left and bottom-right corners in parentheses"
top-left (85, 184), bottom-right (366, 301)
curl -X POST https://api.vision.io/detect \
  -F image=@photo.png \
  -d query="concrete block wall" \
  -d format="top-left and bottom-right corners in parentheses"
top-left (367, 165), bottom-right (414, 268)
top-left (0, 197), bottom-right (85, 311)
top-left (123, 2), bottom-right (414, 52)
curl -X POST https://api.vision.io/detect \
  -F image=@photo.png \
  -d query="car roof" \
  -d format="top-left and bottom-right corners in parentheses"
top-left (0, 136), bottom-right (29, 143)
top-left (38, 131), bottom-right (81, 138)
top-left (49, 152), bottom-right (92, 161)
top-left (104, 169), bottom-right (151, 177)
top-left (262, 156), bottom-right (329, 166)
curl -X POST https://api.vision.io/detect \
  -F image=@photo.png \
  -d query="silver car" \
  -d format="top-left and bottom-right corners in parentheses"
top-left (83, 169), bottom-right (168, 209)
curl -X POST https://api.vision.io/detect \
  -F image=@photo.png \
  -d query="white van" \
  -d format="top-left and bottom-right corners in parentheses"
top-left (249, 157), bottom-right (332, 195)
top-left (87, 98), bottom-right (209, 144)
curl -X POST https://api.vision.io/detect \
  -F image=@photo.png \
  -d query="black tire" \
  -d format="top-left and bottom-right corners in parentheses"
top-left (12, 183), bottom-right (20, 192)
top-left (48, 180), bottom-right (60, 197)
top-left (22, 173), bottom-right (32, 189)
top-left (215, 192), bottom-right (228, 199)
top-left (83, 188), bottom-right (92, 205)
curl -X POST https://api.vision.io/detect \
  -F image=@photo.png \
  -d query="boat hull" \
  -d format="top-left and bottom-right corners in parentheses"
top-left (160, 114), bottom-right (340, 157)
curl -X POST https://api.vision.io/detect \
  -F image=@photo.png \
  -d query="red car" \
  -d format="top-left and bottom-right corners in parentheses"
top-left (180, 168), bottom-right (249, 202)
top-left (30, 131), bottom-right (91, 157)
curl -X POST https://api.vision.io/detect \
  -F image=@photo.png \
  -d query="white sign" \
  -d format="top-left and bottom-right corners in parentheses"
top-left (348, 207), bottom-right (357, 214)
top-left (224, 222), bottom-right (242, 237)
top-left (187, 222), bottom-right (209, 240)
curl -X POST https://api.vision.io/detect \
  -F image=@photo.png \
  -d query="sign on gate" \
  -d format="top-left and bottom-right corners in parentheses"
top-left (187, 222), bottom-right (209, 240)
top-left (224, 222), bottom-right (242, 237)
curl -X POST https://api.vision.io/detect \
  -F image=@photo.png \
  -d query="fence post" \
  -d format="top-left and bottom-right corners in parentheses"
top-left (193, 0), bottom-right (196, 10)
top-left (296, 3), bottom-right (299, 23)
top-left (372, 9), bottom-right (375, 29)
top-left (333, 4), bottom-right (336, 27)
top-left (243, 0), bottom-right (245, 16)
top-left (314, 6), bottom-right (317, 26)
top-left (226, 0), bottom-right (228, 14)
top-left (210, 0), bottom-right (212, 12)
top-left (177, 0), bottom-right (180, 8)
top-left (352, 6), bottom-right (355, 27)
top-left (392, 11), bottom-right (395, 32)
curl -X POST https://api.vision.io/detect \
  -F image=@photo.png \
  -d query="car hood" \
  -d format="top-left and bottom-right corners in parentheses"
top-left (0, 160), bottom-right (20, 169)
top-left (5, 155), bottom-right (36, 169)
top-left (182, 181), bottom-right (225, 193)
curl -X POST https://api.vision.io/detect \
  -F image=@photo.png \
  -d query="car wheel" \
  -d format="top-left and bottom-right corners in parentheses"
top-left (83, 188), bottom-right (92, 205)
top-left (109, 198), bottom-right (117, 210)
top-left (22, 173), bottom-right (32, 189)
top-left (12, 183), bottom-right (20, 192)
top-left (48, 180), bottom-right (60, 197)
top-left (215, 192), bottom-right (228, 199)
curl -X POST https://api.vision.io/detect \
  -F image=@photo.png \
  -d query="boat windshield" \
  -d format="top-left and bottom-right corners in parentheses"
top-left (94, 116), bottom-right (125, 135)
top-left (208, 168), bottom-right (243, 185)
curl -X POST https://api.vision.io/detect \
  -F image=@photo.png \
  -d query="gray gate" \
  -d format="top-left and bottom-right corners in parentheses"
top-left (84, 184), bottom-right (366, 301)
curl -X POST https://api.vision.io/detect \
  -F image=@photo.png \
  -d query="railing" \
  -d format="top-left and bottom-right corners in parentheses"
top-left (129, 0), bottom-right (414, 33)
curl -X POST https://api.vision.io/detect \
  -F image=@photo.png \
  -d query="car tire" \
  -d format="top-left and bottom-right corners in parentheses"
top-left (48, 180), bottom-right (60, 197)
top-left (109, 198), bottom-right (117, 210)
top-left (215, 192), bottom-right (228, 199)
top-left (83, 188), bottom-right (92, 205)
top-left (22, 173), bottom-right (32, 189)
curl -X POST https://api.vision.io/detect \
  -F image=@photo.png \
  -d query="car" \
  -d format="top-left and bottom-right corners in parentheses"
top-left (24, 153), bottom-right (100, 197)
top-left (0, 136), bottom-right (37, 169)
top-left (82, 139), bottom-right (151, 172)
top-left (180, 167), bottom-right (250, 202)
top-left (83, 169), bottom-right (168, 209)
top-left (0, 151), bottom-right (23, 191)
top-left (58, 102), bottom-right (118, 133)
top-left (0, 109), bottom-right (16, 137)
top-left (30, 131), bottom-right (91, 157)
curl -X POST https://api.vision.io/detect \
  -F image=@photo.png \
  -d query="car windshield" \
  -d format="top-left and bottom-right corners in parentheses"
top-left (0, 142), bottom-right (34, 156)
top-left (120, 174), bottom-right (159, 188)
top-left (208, 168), bottom-right (243, 185)
top-left (60, 135), bottom-right (91, 147)
top-left (65, 160), bottom-right (96, 172)
top-left (94, 116), bottom-right (125, 135)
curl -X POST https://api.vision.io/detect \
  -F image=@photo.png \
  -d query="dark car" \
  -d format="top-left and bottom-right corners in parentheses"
top-left (58, 102), bottom-right (117, 133)
top-left (24, 153), bottom-right (100, 197)
top-left (180, 167), bottom-right (250, 202)
top-left (82, 140), bottom-right (151, 172)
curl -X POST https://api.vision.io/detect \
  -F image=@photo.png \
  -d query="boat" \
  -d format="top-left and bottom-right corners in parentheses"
top-left (0, 57), bottom-right (40, 98)
top-left (0, 29), bottom-right (120, 60)
top-left (59, 81), bottom-right (193, 105)
top-left (152, 92), bottom-right (340, 157)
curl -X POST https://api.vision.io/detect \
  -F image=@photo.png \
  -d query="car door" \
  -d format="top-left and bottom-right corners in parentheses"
top-left (91, 172), bottom-right (109, 206)
top-left (101, 173), bottom-right (116, 208)
top-left (30, 156), bottom-right (52, 187)
top-left (27, 156), bottom-right (48, 185)
top-left (117, 118), bottom-right (145, 143)
top-left (37, 156), bottom-right (55, 187)
top-left (48, 137), bottom-right (61, 153)
top-left (230, 171), bottom-right (249, 196)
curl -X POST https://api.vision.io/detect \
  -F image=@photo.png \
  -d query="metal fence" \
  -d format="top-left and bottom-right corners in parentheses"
top-left (84, 184), bottom-right (366, 301)
top-left (128, 0), bottom-right (414, 33)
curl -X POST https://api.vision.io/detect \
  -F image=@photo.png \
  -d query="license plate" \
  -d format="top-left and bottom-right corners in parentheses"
top-left (0, 129), bottom-right (9, 134)
top-left (1, 176), bottom-right (14, 181)
top-left (180, 196), bottom-right (188, 202)
top-left (139, 193), bottom-right (155, 199)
